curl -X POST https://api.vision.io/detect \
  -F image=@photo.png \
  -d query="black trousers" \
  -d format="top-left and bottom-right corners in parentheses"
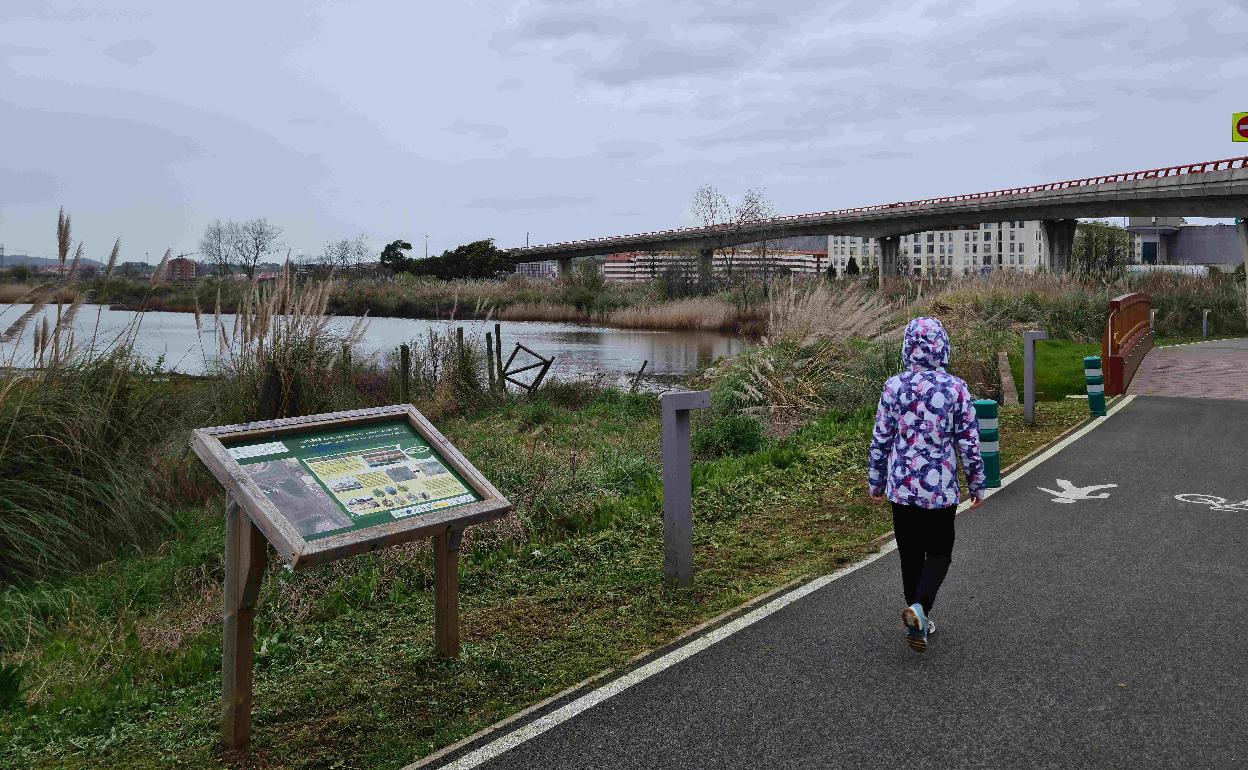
top-left (892, 502), bottom-right (956, 614)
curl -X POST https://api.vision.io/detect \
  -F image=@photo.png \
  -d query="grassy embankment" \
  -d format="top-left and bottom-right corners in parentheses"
top-left (0, 381), bottom-right (1088, 770)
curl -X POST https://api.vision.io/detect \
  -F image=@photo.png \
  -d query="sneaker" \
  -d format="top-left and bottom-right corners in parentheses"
top-left (902, 603), bottom-right (929, 653)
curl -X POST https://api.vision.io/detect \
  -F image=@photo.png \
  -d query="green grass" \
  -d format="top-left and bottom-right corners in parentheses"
top-left (1007, 332), bottom-right (1248, 403)
top-left (1007, 339), bottom-right (1100, 401)
top-left (0, 395), bottom-right (1089, 770)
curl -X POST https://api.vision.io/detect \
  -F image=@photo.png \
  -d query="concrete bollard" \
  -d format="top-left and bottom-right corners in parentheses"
top-left (1084, 355), bottom-right (1106, 417)
top-left (660, 390), bottom-right (711, 588)
top-left (1022, 330), bottom-right (1048, 427)
top-left (1150, 308), bottom-right (1156, 331)
top-left (973, 399), bottom-right (1001, 489)
top-left (1202, 309), bottom-right (1210, 338)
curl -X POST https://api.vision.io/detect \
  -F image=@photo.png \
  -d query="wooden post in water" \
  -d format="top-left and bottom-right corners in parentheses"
top-left (222, 499), bottom-right (268, 753)
top-left (494, 323), bottom-right (504, 392)
top-left (485, 333), bottom-right (496, 391)
top-left (631, 360), bottom-right (649, 393)
top-left (399, 344), bottom-right (411, 403)
top-left (455, 327), bottom-right (466, 387)
top-left (433, 529), bottom-right (461, 657)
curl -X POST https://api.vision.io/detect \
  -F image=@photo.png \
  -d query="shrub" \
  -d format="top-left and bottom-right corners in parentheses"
top-left (693, 414), bottom-right (765, 458)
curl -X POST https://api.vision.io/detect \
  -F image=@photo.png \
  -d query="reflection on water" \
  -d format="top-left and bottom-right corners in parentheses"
top-left (0, 304), bottom-right (745, 384)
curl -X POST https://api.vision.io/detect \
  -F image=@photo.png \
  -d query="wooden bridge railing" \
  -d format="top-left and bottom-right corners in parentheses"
top-left (1102, 292), bottom-right (1153, 395)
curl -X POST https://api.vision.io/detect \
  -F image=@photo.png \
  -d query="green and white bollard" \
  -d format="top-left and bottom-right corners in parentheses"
top-left (974, 398), bottom-right (1001, 488)
top-left (1083, 355), bottom-right (1106, 417)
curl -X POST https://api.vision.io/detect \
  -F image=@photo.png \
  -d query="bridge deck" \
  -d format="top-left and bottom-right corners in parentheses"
top-left (509, 156), bottom-right (1248, 258)
top-left (1129, 338), bottom-right (1248, 400)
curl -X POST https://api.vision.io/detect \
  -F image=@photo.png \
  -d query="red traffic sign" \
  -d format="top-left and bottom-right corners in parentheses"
top-left (1235, 113), bottom-right (1248, 142)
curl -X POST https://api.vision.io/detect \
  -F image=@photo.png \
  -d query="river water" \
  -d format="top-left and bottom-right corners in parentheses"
top-left (0, 304), bottom-right (745, 385)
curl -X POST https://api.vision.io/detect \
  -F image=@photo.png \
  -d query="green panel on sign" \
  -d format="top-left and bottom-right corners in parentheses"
top-left (226, 419), bottom-right (482, 542)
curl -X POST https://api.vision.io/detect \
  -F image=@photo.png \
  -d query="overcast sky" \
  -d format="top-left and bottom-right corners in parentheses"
top-left (1, 0), bottom-right (1246, 263)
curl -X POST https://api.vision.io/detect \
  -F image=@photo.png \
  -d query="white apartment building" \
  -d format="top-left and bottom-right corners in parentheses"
top-left (827, 220), bottom-right (1046, 277)
top-left (514, 260), bottom-right (560, 280)
top-left (603, 249), bottom-right (829, 283)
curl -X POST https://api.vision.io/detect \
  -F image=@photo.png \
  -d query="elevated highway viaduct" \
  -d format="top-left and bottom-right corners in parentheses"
top-left (505, 156), bottom-right (1248, 281)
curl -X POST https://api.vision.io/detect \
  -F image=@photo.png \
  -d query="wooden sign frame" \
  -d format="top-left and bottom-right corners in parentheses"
top-left (192, 404), bottom-right (511, 568)
top-left (191, 404), bottom-right (511, 752)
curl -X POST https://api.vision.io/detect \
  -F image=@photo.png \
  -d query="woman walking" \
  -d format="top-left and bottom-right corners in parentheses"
top-left (867, 317), bottom-right (986, 653)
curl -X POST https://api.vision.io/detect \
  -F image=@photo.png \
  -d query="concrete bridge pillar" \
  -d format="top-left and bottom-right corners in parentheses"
top-left (1040, 219), bottom-right (1078, 273)
top-left (697, 246), bottom-right (714, 284)
top-left (878, 235), bottom-right (900, 281)
top-left (557, 257), bottom-right (574, 277)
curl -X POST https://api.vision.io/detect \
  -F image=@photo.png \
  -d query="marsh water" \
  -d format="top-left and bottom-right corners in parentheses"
top-left (0, 304), bottom-right (745, 386)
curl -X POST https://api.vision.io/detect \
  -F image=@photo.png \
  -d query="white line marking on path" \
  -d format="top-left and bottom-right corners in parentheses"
top-left (420, 394), bottom-right (1137, 770)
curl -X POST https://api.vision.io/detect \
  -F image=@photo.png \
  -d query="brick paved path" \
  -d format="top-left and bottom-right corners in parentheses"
top-left (1129, 338), bottom-right (1248, 399)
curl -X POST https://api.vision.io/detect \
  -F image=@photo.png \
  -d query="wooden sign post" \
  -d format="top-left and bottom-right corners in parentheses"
top-left (193, 405), bottom-right (511, 753)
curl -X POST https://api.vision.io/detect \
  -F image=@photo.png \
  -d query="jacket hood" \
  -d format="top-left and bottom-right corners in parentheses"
top-left (902, 317), bottom-right (950, 370)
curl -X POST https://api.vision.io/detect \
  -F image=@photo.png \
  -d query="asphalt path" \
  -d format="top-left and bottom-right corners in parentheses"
top-left (434, 395), bottom-right (1248, 769)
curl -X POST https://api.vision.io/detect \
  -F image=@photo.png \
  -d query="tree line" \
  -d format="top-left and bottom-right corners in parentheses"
top-left (198, 218), bottom-right (512, 280)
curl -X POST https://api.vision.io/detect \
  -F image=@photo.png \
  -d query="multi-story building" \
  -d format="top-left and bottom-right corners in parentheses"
top-left (165, 257), bottom-right (201, 281)
top-left (602, 249), bottom-right (828, 283)
top-left (514, 260), bottom-right (560, 280)
top-left (827, 221), bottom-right (1045, 277)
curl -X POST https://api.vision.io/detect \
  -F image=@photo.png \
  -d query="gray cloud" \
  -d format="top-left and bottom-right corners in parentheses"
top-left (0, 43), bottom-right (50, 59)
top-left (468, 194), bottom-right (595, 212)
top-left (102, 38), bottom-right (156, 65)
top-left (497, 77), bottom-right (523, 91)
top-left (862, 150), bottom-right (913, 161)
top-left (446, 120), bottom-right (508, 141)
top-left (598, 139), bottom-right (661, 160)
top-left (586, 41), bottom-right (749, 86)
top-left (783, 43), bottom-right (893, 72)
top-left (0, 168), bottom-right (61, 205)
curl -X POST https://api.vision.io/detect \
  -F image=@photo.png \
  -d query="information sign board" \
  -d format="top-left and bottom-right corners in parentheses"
top-left (193, 404), bottom-right (510, 751)
top-left (192, 405), bottom-right (511, 568)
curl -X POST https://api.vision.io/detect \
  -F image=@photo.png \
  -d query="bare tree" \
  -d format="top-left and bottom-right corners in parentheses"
top-left (199, 219), bottom-right (235, 276)
top-left (733, 187), bottom-right (776, 282)
top-left (320, 235), bottom-right (371, 273)
top-left (230, 218), bottom-right (284, 279)
top-left (690, 185), bottom-right (730, 285)
top-left (691, 185), bottom-right (730, 229)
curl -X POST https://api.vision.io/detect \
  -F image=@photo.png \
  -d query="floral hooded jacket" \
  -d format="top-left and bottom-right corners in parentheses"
top-left (867, 317), bottom-right (986, 509)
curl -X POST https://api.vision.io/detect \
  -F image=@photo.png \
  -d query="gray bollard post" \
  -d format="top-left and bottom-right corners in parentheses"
top-left (1022, 329), bottom-right (1048, 426)
top-left (660, 390), bottom-right (710, 588)
top-left (1202, 309), bottom-right (1210, 338)
top-left (1150, 308), bottom-right (1156, 332)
